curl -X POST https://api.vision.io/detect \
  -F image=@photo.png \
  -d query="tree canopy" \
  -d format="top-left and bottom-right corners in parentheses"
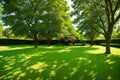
top-left (72, 0), bottom-right (120, 54)
top-left (1, 0), bottom-right (78, 47)
top-left (0, 4), bottom-right (3, 38)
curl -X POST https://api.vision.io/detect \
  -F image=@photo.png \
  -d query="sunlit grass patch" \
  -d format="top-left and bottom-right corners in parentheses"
top-left (0, 45), bottom-right (33, 51)
top-left (87, 45), bottom-right (120, 56)
top-left (0, 46), bottom-right (9, 51)
top-left (0, 45), bottom-right (120, 80)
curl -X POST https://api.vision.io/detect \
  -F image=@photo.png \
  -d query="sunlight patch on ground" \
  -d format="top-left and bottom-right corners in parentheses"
top-left (29, 62), bottom-right (47, 73)
top-left (4, 65), bottom-right (13, 71)
top-left (44, 46), bottom-right (54, 49)
top-left (52, 64), bottom-right (57, 69)
top-left (19, 52), bottom-right (42, 63)
top-left (76, 57), bottom-right (92, 64)
top-left (0, 68), bottom-right (22, 80)
top-left (49, 70), bottom-right (56, 77)
top-left (0, 55), bottom-right (3, 58)
top-left (63, 76), bottom-right (68, 80)
top-left (16, 73), bottom-right (26, 80)
top-left (0, 46), bottom-right (32, 51)
top-left (87, 46), bottom-right (105, 54)
top-left (0, 46), bottom-right (9, 51)
top-left (57, 62), bottom-right (69, 70)
top-left (58, 49), bottom-right (70, 53)
top-left (107, 76), bottom-right (112, 80)
top-left (36, 77), bottom-right (43, 80)
top-left (13, 70), bottom-right (22, 76)
top-left (87, 45), bottom-right (120, 55)
top-left (88, 71), bottom-right (97, 80)
top-left (105, 59), bottom-right (115, 64)
top-left (111, 47), bottom-right (120, 56)
top-left (70, 67), bottom-right (78, 76)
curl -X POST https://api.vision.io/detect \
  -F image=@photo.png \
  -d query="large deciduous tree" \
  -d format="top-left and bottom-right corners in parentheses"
top-left (72, 0), bottom-right (120, 54)
top-left (1, 0), bottom-right (76, 47)
top-left (39, 0), bottom-right (71, 46)
top-left (1, 0), bottom-right (46, 48)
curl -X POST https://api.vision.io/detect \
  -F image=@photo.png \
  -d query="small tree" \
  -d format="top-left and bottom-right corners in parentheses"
top-left (0, 22), bottom-right (3, 38)
top-left (64, 36), bottom-right (76, 45)
top-left (2, 27), bottom-right (15, 39)
top-left (0, 4), bottom-right (3, 38)
top-left (39, 0), bottom-right (74, 46)
top-left (2, 0), bottom-right (46, 48)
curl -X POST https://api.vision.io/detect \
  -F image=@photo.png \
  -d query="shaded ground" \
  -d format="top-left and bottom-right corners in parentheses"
top-left (0, 45), bottom-right (120, 80)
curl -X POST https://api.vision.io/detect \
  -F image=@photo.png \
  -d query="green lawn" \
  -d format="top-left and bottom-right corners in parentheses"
top-left (0, 45), bottom-right (120, 80)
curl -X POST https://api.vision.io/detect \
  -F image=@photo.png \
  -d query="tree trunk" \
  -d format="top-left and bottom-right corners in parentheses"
top-left (90, 36), bottom-right (94, 47)
top-left (34, 33), bottom-right (38, 48)
top-left (71, 40), bottom-right (75, 46)
top-left (105, 22), bottom-right (114, 54)
top-left (105, 34), bottom-right (111, 54)
top-left (47, 38), bottom-right (50, 47)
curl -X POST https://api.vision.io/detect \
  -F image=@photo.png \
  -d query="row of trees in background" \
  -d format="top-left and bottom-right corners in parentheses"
top-left (0, 0), bottom-right (120, 54)
top-left (0, 0), bottom-right (80, 47)
top-left (71, 0), bottom-right (120, 54)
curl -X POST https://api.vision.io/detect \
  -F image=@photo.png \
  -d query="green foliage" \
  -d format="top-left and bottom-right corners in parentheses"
top-left (0, 4), bottom-right (2, 17)
top-left (71, 0), bottom-right (120, 54)
top-left (0, 22), bottom-right (3, 38)
top-left (2, 0), bottom-right (78, 47)
top-left (112, 25), bottom-right (120, 38)
top-left (2, 27), bottom-right (15, 39)
top-left (2, 0), bottom-right (46, 37)
top-left (0, 4), bottom-right (3, 38)
top-left (39, 0), bottom-right (74, 40)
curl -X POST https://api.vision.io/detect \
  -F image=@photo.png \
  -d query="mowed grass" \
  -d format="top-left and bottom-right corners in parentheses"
top-left (0, 45), bottom-right (120, 80)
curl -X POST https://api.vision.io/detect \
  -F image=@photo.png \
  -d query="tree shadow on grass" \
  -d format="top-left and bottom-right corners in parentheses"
top-left (0, 46), bottom-right (120, 80)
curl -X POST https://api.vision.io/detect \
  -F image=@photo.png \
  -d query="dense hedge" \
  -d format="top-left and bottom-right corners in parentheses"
top-left (0, 39), bottom-right (67, 45)
top-left (0, 39), bottom-right (33, 45)
top-left (94, 39), bottom-right (120, 45)
top-left (93, 39), bottom-right (120, 48)
top-left (0, 39), bottom-right (120, 48)
top-left (110, 39), bottom-right (120, 44)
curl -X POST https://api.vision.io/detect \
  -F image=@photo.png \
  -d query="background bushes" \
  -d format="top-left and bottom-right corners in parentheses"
top-left (0, 39), bottom-right (120, 48)
top-left (0, 39), bottom-right (33, 45)
top-left (93, 39), bottom-right (120, 48)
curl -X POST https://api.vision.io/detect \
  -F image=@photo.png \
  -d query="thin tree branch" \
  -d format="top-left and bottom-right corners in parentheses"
top-left (114, 12), bottom-right (120, 24)
top-left (108, 0), bottom-right (114, 21)
top-left (113, 0), bottom-right (120, 15)
top-left (93, 1), bottom-right (105, 8)
top-left (92, 26), bottom-right (105, 36)
top-left (104, 0), bottom-right (111, 26)
top-left (98, 16), bottom-right (107, 34)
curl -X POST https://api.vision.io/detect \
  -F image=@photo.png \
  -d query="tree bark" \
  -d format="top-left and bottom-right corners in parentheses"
top-left (90, 34), bottom-right (94, 47)
top-left (105, 33), bottom-right (111, 54)
top-left (90, 38), bottom-right (93, 47)
top-left (34, 33), bottom-right (38, 48)
top-left (47, 38), bottom-right (50, 47)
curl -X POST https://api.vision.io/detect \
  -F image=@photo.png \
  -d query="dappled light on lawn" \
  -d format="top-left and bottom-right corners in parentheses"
top-left (0, 45), bottom-right (33, 51)
top-left (0, 45), bottom-right (120, 80)
top-left (29, 62), bottom-right (47, 73)
top-left (87, 46), bottom-right (105, 54)
top-left (88, 45), bottom-right (120, 56)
